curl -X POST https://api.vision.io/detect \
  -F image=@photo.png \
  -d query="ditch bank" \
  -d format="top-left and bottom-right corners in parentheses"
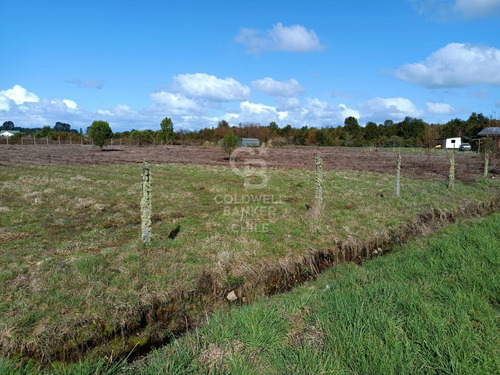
top-left (5, 193), bottom-right (500, 365)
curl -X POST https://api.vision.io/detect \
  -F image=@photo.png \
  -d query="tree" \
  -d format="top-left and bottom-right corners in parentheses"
top-left (130, 130), bottom-right (153, 146)
top-left (160, 117), bottom-right (174, 144)
top-left (54, 122), bottom-right (71, 132)
top-left (221, 131), bottom-right (238, 160)
top-left (268, 121), bottom-right (279, 136)
top-left (364, 122), bottom-right (378, 141)
top-left (2, 121), bottom-right (14, 130)
top-left (344, 116), bottom-right (360, 133)
top-left (218, 120), bottom-right (229, 128)
top-left (88, 121), bottom-right (113, 150)
top-left (35, 126), bottom-right (53, 138)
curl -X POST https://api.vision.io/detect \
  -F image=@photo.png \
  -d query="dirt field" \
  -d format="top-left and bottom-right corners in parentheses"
top-left (0, 144), bottom-right (497, 182)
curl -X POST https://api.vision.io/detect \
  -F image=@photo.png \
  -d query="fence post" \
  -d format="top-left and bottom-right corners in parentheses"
top-left (46, 136), bottom-right (49, 145)
top-left (395, 152), bottom-right (401, 197)
top-left (81, 137), bottom-right (83, 145)
top-left (484, 152), bottom-right (489, 180)
top-left (34, 137), bottom-right (37, 146)
top-left (141, 160), bottom-right (152, 245)
top-left (6, 137), bottom-right (8, 145)
top-left (312, 154), bottom-right (323, 217)
top-left (448, 151), bottom-right (455, 190)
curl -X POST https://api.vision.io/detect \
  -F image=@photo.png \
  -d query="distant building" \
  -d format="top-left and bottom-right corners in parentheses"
top-left (238, 138), bottom-right (260, 147)
top-left (0, 130), bottom-right (20, 137)
top-left (476, 127), bottom-right (500, 149)
top-left (443, 137), bottom-right (462, 149)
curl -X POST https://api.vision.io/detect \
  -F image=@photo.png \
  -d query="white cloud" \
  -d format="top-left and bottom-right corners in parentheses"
top-left (171, 73), bottom-right (251, 101)
top-left (62, 99), bottom-right (78, 110)
top-left (0, 96), bottom-right (9, 111)
top-left (426, 102), bottom-right (456, 114)
top-left (304, 98), bottom-right (360, 124)
top-left (395, 43), bottom-right (500, 87)
top-left (220, 98), bottom-right (359, 127)
top-left (276, 97), bottom-right (302, 111)
top-left (150, 92), bottom-right (204, 115)
top-left (339, 104), bottom-right (361, 120)
top-left (411, 0), bottom-right (500, 19)
top-left (455, 0), bottom-right (500, 18)
top-left (0, 85), bottom-right (39, 106)
top-left (358, 97), bottom-right (424, 121)
top-left (97, 104), bottom-right (137, 117)
top-left (235, 23), bottom-right (324, 54)
top-left (252, 78), bottom-right (305, 97)
top-left (240, 101), bottom-right (289, 121)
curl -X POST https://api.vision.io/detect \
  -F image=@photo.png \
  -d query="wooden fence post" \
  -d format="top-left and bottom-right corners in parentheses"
top-left (46, 136), bottom-right (49, 145)
top-left (58, 136), bottom-right (61, 145)
top-left (21, 137), bottom-right (24, 145)
top-left (395, 152), bottom-right (401, 197)
top-left (34, 137), bottom-right (37, 146)
top-left (448, 151), bottom-right (455, 190)
top-left (141, 160), bottom-right (152, 245)
top-left (6, 137), bottom-right (9, 145)
top-left (484, 152), bottom-right (490, 180)
top-left (312, 154), bottom-right (323, 217)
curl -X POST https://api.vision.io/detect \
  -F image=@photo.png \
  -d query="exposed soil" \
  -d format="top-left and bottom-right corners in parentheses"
top-left (0, 144), bottom-right (497, 182)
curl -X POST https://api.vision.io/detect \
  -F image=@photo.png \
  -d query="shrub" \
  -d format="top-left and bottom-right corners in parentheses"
top-left (88, 121), bottom-right (113, 150)
top-left (221, 132), bottom-right (238, 161)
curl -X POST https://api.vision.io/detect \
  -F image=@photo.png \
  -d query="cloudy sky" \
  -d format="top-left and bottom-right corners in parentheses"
top-left (1, 0), bottom-right (499, 132)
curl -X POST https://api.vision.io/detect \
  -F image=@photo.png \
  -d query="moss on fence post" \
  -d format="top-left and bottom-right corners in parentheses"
top-left (313, 154), bottom-right (323, 216)
top-left (448, 151), bottom-right (455, 190)
top-left (395, 152), bottom-right (401, 197)
top-left (484, 151), bottom-right (489, 180)
top-left (141, 160), bottom-right (152, 245)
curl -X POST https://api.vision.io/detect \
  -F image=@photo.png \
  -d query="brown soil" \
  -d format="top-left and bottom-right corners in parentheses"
top-left (0, 144), bottom-right (497, 182)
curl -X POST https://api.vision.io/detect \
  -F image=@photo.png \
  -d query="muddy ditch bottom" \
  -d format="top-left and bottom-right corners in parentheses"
top-left (9, 195), bottom-right (500, 366)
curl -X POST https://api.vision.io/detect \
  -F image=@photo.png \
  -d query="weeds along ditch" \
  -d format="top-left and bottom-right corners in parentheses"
top-left (0, 161), bottom-right (499, 365)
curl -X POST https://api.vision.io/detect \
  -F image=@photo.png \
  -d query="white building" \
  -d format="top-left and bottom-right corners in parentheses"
top-left (444, 137), bottom-right (462, 149)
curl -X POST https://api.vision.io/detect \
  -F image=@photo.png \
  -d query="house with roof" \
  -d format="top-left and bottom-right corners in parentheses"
top-left (476, 127), bottom-right (500, 150)
top-left (0, 130), bottom-right (20, 137)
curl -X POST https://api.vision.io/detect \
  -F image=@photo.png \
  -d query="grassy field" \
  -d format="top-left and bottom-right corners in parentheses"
top-left (130, 212), bottom-right (500, 374)
top-left (3, 210), bottom-right (500, 374)
top-left (0, 163), bottom-right (499, 364)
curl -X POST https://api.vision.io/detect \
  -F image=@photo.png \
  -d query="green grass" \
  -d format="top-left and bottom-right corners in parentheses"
top-left (4, 210), bottom-right (500, 374)
top-left (0, 163), bottom-right (498, 362)
top-left (125, 212), bottom-right (500, 374)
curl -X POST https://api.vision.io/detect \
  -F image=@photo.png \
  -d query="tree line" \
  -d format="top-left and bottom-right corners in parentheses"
top-left (2, 112), bottom-right (498, 148)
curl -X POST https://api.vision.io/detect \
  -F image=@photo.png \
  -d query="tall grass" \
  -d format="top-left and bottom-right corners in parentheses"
top-left (0, 163), bottom-right (498, 364)
top-left (128, 212), bottom-right (500, 374)
top-left (2, 211), bottom-right (500, 374)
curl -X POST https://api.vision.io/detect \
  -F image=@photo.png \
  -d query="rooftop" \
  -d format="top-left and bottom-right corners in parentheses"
top-left (477, 127), bottom-right (500, 136)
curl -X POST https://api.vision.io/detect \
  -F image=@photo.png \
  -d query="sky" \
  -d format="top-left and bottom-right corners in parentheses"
top-left (0, 0), bottom-right (499, 132)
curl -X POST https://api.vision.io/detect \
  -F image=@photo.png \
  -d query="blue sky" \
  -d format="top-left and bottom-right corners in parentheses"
top-left (1, 0), bottom-right (499, 132)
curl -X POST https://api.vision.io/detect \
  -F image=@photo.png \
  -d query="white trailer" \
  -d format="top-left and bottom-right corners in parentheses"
top-left (444, 137), bottom-right (462, 149)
